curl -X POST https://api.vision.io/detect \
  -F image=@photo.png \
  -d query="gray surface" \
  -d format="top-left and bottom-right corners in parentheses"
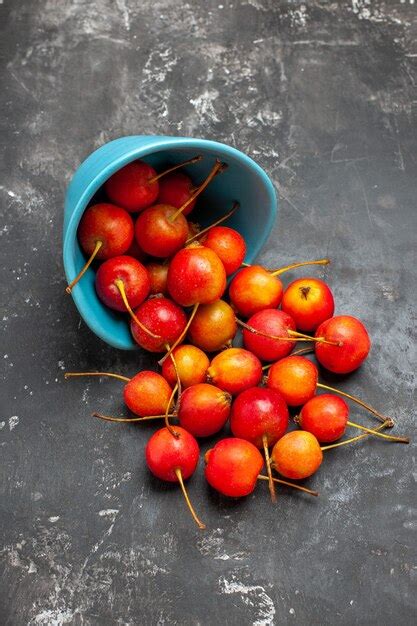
top-left (1, 1), bottom-right (416, 624)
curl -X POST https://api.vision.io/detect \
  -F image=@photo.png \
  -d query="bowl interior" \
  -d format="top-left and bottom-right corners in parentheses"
top-left (65, 143), bottom-right (276, 349)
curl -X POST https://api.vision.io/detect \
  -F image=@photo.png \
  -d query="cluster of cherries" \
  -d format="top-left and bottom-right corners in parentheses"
top-left (65, 154), bottom-right (409, 529)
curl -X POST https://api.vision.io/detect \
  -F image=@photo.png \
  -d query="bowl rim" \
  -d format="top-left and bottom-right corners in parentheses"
top-left (63, 135), bottom-right (278, 349)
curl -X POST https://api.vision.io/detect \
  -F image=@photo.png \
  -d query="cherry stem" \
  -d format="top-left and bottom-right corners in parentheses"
top-left (257, 475), bottom-right (318, 497)
top-left (174, 468), bottom-right (206, 530)
top-left (165, 343), bottom-right (182, 404)
top-left (64, 371), bottom-right (130, 382)
top-left (270, 258), bottom-right (330, 277)
top-left (93, 412), bottom-right (173, 423)
top-left (287, 329), bottom-right (342, 347)
top-left (185, 201), bottom-right (240, 244)
top-left (262, 435), bottom-right (277, 502)
top-left (170, 159), bottom-right (225, 221)
top-left (321, 420), bottom-right (391, 451)
top-left (114, 279), bottom-right (161, 340)
top-left (147, 155), bottom-right (203, 184)
top-left (291, 347), bottom-right (315, 356)
top-left (66, 240), bottom-right (103, 294)
top-left (236, 318), bottom-right (300, 342)
top-left (316, 383), bottom-right (393, 426)
top-left (165, 383), bottom-right (180, 438)
top-left (159, 303), bottom-right (200, 365)
top-left (347, 420), bottom-right (409, 443)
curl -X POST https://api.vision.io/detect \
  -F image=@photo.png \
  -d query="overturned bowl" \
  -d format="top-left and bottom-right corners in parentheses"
top-left (63, 136), bottom-right (278, 350)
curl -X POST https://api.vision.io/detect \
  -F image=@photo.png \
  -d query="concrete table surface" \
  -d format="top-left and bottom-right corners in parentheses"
top-left (1, 1), bottom-right (416, 624)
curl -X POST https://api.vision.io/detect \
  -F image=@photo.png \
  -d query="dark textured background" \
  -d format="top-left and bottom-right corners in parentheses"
top-left (1, 1), bottom-right (416, 624)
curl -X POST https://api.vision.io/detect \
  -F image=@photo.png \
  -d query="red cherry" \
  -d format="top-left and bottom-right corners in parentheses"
top-left (167, 245), bottom-right (227, 307)
top-left (188, 300), bottom-right (237, 352)
top-left (201, 226), bottom-right (246, 276)
top-left (124, 371), bottom-right (173, 416)
top-left (207, 348), bottom-right (262, 395)
top-left (130, 297), bottom-right (187, 352)
top-left (67, 203), bottom-right (134, 293)
top-left (125, 235), bottom-right (148, 263)
top-left (242, 309), bottom-right (296, 362)
top-left (105, 160), bottom-right (159, 212)
top-left (205, 438), bottom-right (264, 497)
top-left (230, 387), bottom-right (289, 448)
top-left (315, 315), bottom-right (371, 374)
top-left (146, 426), bottom-right (205, 528)
top-left (157, 171), bottom-right (197, 215)
top-left (267, 356), bottom-right (318, 406)
top-left (146, 262), bottom-right (169, 295)
top-left (282, 277), bottom-right (335, 332)
top-left (299, 394), bottom-right (348, 443)
top-left (271, 431), bottom-right (323, 480)
top-left (135, 204), bottom-right (189, 258)
top-left (177, 383), bottom-right (231, 437)
top-left (95, 256), bottom-right (150, 312)
top-left (161, 344), bottom-right (209, 389)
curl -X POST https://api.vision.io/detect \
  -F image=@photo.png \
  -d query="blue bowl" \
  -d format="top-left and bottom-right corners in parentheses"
top-left (63, 136), bottom-right (278, 350)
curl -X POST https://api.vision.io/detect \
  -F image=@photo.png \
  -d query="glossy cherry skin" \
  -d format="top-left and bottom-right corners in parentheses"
top-left (315, 315), bottom-right (371, 374)
top-left (123, 371), bottom-right (173, 416)
top-left (146, 262), bottom-right (169, 295)
top-left (230, 387), bottom-right (289, 448)
top-left (135, 204), bottom-right (188, 258)
top-left (162, 344), bottom-right (210, 389)
top-left (243, 309), bottom-right (296, 362)
top-left (299, 394), bottom-right (348, 443)
top-left (201, 226), bottom-right (246, 276)
top-left (130, 297), bottom-right (187, 352)
top-left (282, 277), bottom-right (335, 332)
top-left (157, 171), bottom-right (196, 215)
top-left (167, 245), bottom-right (227, 307)
top-left (267, 356), bottom-right (318, 406)
top-left (95, 256), bottom-right (150, 312)
top-left (78, 203), bottom-right (134, 260)
top-left (205, 438), bottom-right (263, 497)
top-left (105, 160), bottom-right (159, 212)
top-left (146, 426), bottom-right (200, 482)
top-left (178, 383), bottom-right (232, 437)
top-left (229, 266), bottom-right (283, 317)
top-left (207, 348), bottom-right (262, 395)
top-left (188, 300), bottom-right (237, 352)
top-left (271, 431), bottom-right (323, 480)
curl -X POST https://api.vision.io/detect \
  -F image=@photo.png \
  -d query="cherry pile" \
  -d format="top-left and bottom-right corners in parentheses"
top-left (65, 155), bottom-right (409, 529)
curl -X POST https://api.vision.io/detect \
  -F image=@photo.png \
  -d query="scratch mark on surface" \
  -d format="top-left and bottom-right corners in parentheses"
top-left (219, 575), bottom-right (276, 626)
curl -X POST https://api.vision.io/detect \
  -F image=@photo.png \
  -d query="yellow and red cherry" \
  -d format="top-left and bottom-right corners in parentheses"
top-left (130, 296), bottom-right (187, 352)
top-left (267, 355), bottom-right (318, 406)
top-left (200, 226), bottom-right (246, 276)
top-left (207, 348), bottom-right (262, 395)
top-left (205, 438), bottom-right (264, 497)
top-left (282, 277), bottom-right (335, 332)
top-left (271, 431), bottom-right (323, 480)
top-left (161, 344), bottom-right (209, 389)
top-left (315, 315), bottom-right (371, 373)
top-left (177, 383), bottom-right (231, 437)
top-left (188, 299), bottom-right (237, 352)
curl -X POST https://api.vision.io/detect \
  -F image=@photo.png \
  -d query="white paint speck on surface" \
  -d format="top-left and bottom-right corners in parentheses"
top-left (0, 421), bottom-right (5, 430)
top-left (98, 509), bottom-right (119, 517)
top-left (219, 576), bottom-right (276, 626)
top-left (9, 416), bottom-right (19, 430)
top-left (48, 516), bottom-right (60, 523)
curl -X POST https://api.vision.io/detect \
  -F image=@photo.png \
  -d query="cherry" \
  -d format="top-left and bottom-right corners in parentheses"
top-left (157, 171), bottom-right (197, 215)
top-left (229, 258), bottom-right (329, 318)
top-left (281, 277), bottom-right (334, 332)
top-left (177, 383), bottom-right (231, 437)
top-left (188, 299), bottom-right (237, 352)
top-left (205, 438), bottom-right (318, 498)
top-left (271, 431), bottom-right (323, 480)
top-left (298, 393), bottom-right (409, 444)
top-left (167, 244), bottom-right (226, 307)
top-left (315, 315), bottom-right (371, 374)
top-left (200, 226), bottom-right (246, 276)
top-left (161, 344), bottom-right (209, 389)
top-left (205, 438), bottom-right (263, 497)
top-left (146, 426), bottom-right (205, 528)
top-left (105, 155), bottom-right (202, 213)
top-left (65, 370), bottom-right (173, 418)
top-left (230, 387), bottom-right (289, 500)
top-left (125, 236), bottom-right (148, 263)
top-left (242, 309), bottom-right (297, 362)
top-left (66, 203), bottom-right (134, 293)
top-left (95, 256), bottom-right (150, 312)
top-left (207, 348), bottom-right (262, 395)
top-left (130, 296), bottom-right (187, 353)
top-left (146, 262), bottom-right (169, 295)
top-left (135, 160), bottom-right (224, 258)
